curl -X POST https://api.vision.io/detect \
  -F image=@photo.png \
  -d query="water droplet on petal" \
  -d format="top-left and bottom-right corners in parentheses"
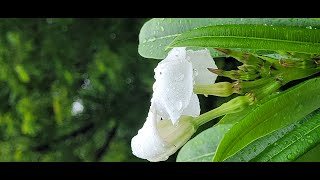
top-left (153, 83), bottom-right (157, 91)
top-left (193, 69), bottom-right (198, 76)
top-left (176, 101), bottom-right (183, 111)
top-left (160, 26), bottom-right (164, 32)
top-left (175, 74), bottom-right (184, 82)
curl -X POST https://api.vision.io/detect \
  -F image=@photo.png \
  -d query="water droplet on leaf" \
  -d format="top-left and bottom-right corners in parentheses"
top-left (287, 153), bottom-right (295, 160)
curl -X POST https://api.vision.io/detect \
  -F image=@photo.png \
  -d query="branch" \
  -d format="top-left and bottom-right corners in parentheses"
top-left (32, 122), bottom-right (94, 152)
top-left (94, 122), bottom-right (119, 161)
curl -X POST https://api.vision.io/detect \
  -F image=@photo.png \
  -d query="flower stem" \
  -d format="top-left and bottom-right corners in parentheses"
top-left (193, 96), bottom-right (252, 127)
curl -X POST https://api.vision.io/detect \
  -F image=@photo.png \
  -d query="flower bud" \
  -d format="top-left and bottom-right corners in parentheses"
top-left (194, 82), bottom-right (234, 97)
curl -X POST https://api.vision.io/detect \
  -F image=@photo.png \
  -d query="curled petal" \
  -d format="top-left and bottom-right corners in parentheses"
top-left (187, 49), bottom-right (218, 85)
top-left (182, 93), bottom-right (200, 118)
top-left (131, 104), bottom-right (196, 162)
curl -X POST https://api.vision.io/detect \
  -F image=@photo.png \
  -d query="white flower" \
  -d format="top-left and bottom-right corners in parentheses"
top-left (131, 47), bottom-right (218, 162)
top-left (131, 103), bottom-right (196, 162)
top-left (152, 47), bottom-right (217, 125)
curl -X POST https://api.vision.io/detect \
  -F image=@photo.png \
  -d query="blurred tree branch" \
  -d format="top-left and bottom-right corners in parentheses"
top-left (94, 122), bottom-right (119, 161)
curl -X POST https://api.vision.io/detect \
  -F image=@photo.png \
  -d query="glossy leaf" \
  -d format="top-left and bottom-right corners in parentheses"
top-left (139, 18), bottom-right (320, 59)
top-left (251, 109), bottom-right (320, 162)
top-left (213, 77), bottom-right (320, 162)
top-left (295, 144), bottom-right (320, 162)
top-left (224, 120), bottom-right (298, 162)
top-left (169, 25), bottom-right (320, 55)
top-left (176, 124), bottom-right (232, 162)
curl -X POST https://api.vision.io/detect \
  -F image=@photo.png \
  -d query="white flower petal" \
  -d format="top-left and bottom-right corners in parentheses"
top-left (131, 105), bottom-right (171, 162)
top-left (186, 49), bottom-right (218, 85)
top-left (131, 104), bottom-right (196, 162)
top-left (182, 93), bottom-right (200, 118)
top-left (152, 48), bottom-right (193, 124)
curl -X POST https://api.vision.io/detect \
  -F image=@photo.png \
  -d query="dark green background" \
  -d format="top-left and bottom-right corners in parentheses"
top-left (0, 18), bottom-right (226, 162)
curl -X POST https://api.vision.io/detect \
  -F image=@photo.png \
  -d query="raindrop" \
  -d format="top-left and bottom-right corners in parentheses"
top-left (142, 39), bottom-right (147, 43)
top-left (176, 101), bottom-right (183, 111)
top-left (193, 69), bottom-right (199, 76)
top-left (307, 139), bottom-right (313, 144)
top-left (149, 37), bottom-right (156, 42)
top-left (160, 26), bottom-right (164, 32)
top-left (175, 74), bottom-right (184, 82)
top-left (287, 153), bottom-right (295, 160)
top-left (153, 83), bottom-right (157, 91)
top-left (306, 26), bottom-right (312, 29)
top-left (263, 24), bottom-right (267, 26)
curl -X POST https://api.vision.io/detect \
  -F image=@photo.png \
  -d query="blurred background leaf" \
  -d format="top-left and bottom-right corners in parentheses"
top-left (0, 18), bottom-right (165, 162)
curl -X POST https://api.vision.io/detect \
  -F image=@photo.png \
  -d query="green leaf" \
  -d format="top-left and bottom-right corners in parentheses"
top-left (169, 24), bottom-right (320, 55)
top-left (251, 109), bottom-right (320, 162)
top-left (139, 18), bottom-right (320, 59)
top-left (224, 119), bottom-right (298, 162)
top-left (213, 77), bottom-right (320, 162)
top-left (176, 124), bottom-right (232, 162)
top-left (295, 144), bottom-right (320, 162)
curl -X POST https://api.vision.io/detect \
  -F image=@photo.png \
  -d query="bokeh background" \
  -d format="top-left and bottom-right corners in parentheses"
top-left (0, 18), bottom-right (231, 162)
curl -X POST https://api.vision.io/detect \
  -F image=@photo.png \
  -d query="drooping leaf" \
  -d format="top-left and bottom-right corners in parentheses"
top-left (213, 77), bottom-right (320, 162)
top-left (169, 25), bottom-right (320, 55)
top-left (139, 18), bottom-right (320, 59)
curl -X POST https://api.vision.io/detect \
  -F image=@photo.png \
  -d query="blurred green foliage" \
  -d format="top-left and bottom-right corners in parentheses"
top-left (0, 18), bottom-right (161, 161)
